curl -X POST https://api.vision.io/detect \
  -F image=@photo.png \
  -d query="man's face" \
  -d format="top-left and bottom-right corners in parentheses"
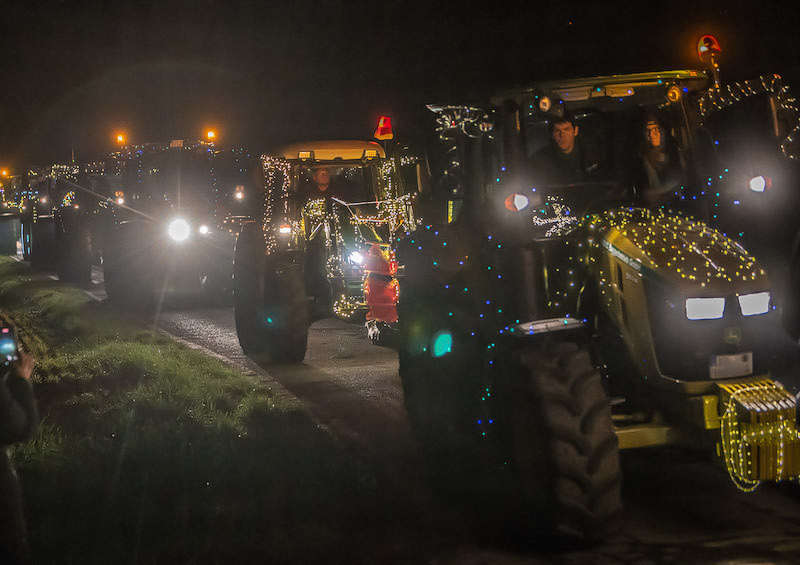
top-left (645, 122), bottom-right (663, 148)
top-left (313, 168), bottom-right (331, 190)
top-left (552, 121), bottom-right (578, 154)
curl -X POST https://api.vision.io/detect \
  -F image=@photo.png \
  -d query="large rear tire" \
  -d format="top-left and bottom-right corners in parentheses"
top-left (55, 211), bottom-right (91, 286)
top-left (511, 341), bottom-right (622, 543)
top-left (103, 223), bottom-right (156, 309)
top-left (30, 218), bottom-right (56, 271)
top-left (234, 223), bottom-right (309, 363)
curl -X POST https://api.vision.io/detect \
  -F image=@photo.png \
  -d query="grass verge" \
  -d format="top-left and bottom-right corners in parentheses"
top-left (0, 258), bottom-right (382, 564)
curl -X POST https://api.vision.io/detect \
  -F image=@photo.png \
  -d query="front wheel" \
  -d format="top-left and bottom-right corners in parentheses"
top-left (233, 223), bottom-right (309, 363)
top-left (511, 341), bottom-right (622, 542)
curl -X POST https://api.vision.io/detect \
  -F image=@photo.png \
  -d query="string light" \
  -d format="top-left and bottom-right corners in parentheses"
top-left (698, 74), bottom-right (800, 159)
top-left (718, 380), bottom-right (800, 492)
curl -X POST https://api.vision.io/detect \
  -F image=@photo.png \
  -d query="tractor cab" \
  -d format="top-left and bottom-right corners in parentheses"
top-left (490, 70), bottom-right (711, 214)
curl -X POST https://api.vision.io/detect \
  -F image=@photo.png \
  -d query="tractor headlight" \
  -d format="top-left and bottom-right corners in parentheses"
top-left (348, 251), bottom-right (365, 265)
top-left (504, 193), bottom-right (530, 212)
top-left (685, 297), bottom-right (725, 320)
top-left (167, 218), bottom-right (191, 242)
top-left (748, 176), bottom-right (771, 192)
top-left (738, 291), bottom-right (770, 316)
top-left (198, 224), bottom-right (210, 235)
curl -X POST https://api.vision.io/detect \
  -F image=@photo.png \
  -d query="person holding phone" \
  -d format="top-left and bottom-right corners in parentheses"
top-left (0, 327), bottom-right (38, 564)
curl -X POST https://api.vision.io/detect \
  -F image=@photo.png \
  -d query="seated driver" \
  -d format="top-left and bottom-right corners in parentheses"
top-left (530, 113), bottom-right (600, 185)
top-left (302, 167), bottom-right (355, 203)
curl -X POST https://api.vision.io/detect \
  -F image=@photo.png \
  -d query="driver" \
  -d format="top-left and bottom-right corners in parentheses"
top-left (530, 113), bottom-right (599, 184)
top-left (301, 167), bottom-right (354, 203)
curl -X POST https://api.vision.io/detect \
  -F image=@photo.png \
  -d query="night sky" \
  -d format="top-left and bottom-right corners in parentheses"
top-left (1, 0), bottom-right (799, 168)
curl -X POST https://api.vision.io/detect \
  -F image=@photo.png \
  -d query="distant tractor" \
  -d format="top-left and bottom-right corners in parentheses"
top-left (99, 140), bottom-right (261, 307)
top-left (233, 126), bottom-right (418, 361)
top-left (18, 142), bottom-right (261, 305)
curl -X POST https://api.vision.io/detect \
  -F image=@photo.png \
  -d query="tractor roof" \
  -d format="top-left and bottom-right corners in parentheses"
top-left (492, 69), bottom-right (710, 106)
top-left (277, 140), bottom-right (386, 161)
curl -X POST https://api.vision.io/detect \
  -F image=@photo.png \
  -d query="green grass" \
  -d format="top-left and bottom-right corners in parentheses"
top-left (0, 258), bottom-right (383, 564)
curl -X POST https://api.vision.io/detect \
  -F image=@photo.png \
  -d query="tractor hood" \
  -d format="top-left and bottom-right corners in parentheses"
top-left (593, 208), bottom-right (768, 296)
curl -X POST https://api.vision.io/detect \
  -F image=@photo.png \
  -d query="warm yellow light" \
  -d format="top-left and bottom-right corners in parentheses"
top-left (0, 169), bottom-right (7, 177)
top-left (206, 130), bottom-right (216, 140)
top-left (115, 133), bottom-right (126, 144)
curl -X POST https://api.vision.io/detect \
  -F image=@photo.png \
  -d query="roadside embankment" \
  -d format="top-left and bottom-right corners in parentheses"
top-left (0, 257), bottom-right (382, 564)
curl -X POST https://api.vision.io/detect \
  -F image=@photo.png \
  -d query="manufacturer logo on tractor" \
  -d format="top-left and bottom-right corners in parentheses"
top-left (723, 326), bottom-right (742, 345)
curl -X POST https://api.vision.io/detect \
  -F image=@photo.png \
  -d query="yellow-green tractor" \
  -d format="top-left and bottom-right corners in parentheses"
top-left (233, 131), bottom-right (418, 361)
top-left (398, 84), bottom-right (800, 542)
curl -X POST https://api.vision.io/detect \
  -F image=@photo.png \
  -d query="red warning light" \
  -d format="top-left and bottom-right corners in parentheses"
top-left (374, 116), bottom-right (393, 140)
top-left (697, 35), bottom-right (722, 62)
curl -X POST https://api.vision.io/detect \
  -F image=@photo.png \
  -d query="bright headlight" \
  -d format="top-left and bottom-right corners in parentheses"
top-left (198, 224), bottom-right (210, 235)
top-left (504, 193), bottom-right (530, 212)
top-left (686, 297), bottom-right (725, 320)
top-left (348, 251), bottom-right (365, 265)
top-left (167, 218), bottom-right (191, 242)
top-left (748, 176), bottom-right (771, 192)
top-left (738, 292), bottom-right (770, 316)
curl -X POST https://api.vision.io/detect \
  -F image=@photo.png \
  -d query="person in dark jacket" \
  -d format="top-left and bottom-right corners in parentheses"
top-left (0, 347), bottom-right (38, 565)
top-left (637, 116), bottom-right (684, 205)
top-left (530, 113), bottom-right (600, 184)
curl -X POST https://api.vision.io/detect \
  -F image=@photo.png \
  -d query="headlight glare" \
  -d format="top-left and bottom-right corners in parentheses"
top-left (504, 193), bottom-right (530, 212)
top-left (685, 297), bottom-right (725, 320)
top-left (348, 251), bottom-right (365, 265)
top-left (738, 292), bottom-right (770, 316)
top-left (748, 175), bottom-right (771, 192)
top-left (167, 218), bottom-right (191, 242)
top-left (198, 224), bottom-right (210, 235)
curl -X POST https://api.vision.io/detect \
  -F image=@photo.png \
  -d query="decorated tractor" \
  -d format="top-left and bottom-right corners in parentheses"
top-left (397, 75), bottom-right (800, 543)
top-left (233, 129), bottom-right (418, 361)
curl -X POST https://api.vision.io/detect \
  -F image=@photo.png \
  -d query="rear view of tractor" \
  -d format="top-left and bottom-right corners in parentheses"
top-left (233, 122), bottom-right (418, 361)
top-left (398, 76), bottom-right (800, 543)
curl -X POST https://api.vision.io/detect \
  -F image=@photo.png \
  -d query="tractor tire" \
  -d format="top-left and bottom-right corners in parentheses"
top-left (511, 341), bottom-right (622, 543)
top-left (30, 218), bottom-right (56, 271)
top-left (55, 217), bottom-right (91, 287)
top-left (103, 223), bottom-right (156, 309)
top-left (234, 223), bottom-right (309, 362)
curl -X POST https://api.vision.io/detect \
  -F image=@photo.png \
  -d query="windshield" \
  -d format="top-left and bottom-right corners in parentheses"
top-left (108, 146), bottom-right (257, 216)
top-left (292, 163), bottom-right (377, 204)
top-left (522, 101), bottom-right (688, 205)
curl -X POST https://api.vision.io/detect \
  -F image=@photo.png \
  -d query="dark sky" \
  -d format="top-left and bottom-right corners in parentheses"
top-left (1, 0), bottom-right (799, 168)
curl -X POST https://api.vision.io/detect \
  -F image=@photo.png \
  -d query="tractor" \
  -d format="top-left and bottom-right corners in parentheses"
top-left (396, 67), bottom-right (800, 543)
top-left (233, 121), bottom-right (418, 361)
